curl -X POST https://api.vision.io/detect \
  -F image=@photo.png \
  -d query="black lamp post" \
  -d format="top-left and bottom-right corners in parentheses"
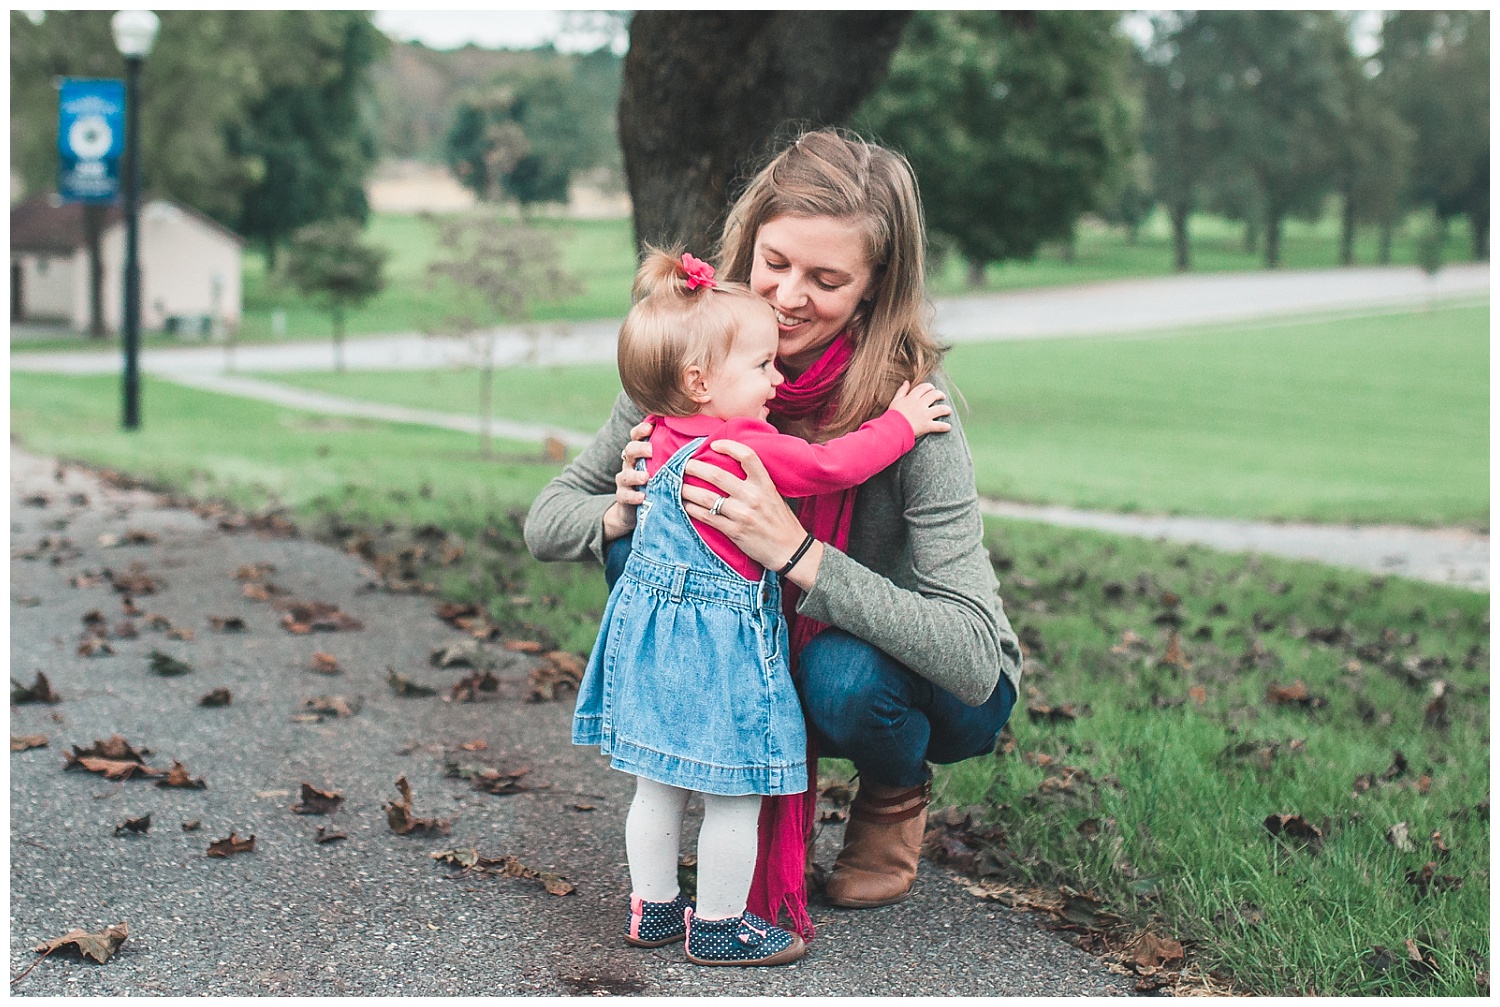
top-left (110, 9), bottom-right (159, 431)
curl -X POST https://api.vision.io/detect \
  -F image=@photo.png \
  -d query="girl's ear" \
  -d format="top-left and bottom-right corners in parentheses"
top-left (683, 365), bottom-right (712, 405)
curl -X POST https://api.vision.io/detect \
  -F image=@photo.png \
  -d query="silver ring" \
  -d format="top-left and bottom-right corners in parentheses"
top-left (708, 496), bottom-right (726, 517)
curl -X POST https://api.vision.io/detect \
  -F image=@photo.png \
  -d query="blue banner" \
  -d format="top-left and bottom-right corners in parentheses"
top-left (57, 77), bottom-right (125, 203)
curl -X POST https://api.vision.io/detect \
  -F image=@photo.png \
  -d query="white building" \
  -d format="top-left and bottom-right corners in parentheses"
top-left (11, 194), bottom-right (244, 335)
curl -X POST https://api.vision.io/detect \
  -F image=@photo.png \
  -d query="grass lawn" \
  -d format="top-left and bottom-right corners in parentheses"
top-left (10, 368), bottom-right (1489, 995)
top-left (257, 302), bottom-right (1490, 528)
top-left (12, 208), bottom-right (1481, 354)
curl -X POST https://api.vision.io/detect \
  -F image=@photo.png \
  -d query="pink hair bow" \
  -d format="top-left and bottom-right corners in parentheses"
top-left (681, 253), bottom-right (717, 290)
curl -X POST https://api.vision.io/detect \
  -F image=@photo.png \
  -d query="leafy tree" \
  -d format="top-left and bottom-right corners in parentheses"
top-left (1205, 11), bottom-right (1352, 269)
top-left (229, 11), bottom-right (387, 267)
top-left (1379, 11), bottom-right (1489, 259)
top-left (1332, 54), bottom-right (1413, 266)
top-left (10, 10), bottom-right (385, 264)
top-left (856, 11), bottom-right (1136, 285)
top-left (282, 219), bottom-right (388, 372)
top-left (1137, 12), bottom-right (1235, 272)
top-left (446, 56), bottom-right (616, 215)
top-left (619, 12), bottom-right (912, 253)
top-left (422, 211), bottom-right (579, 458)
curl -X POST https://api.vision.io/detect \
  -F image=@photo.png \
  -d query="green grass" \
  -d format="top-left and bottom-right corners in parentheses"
top-left (255, 302), bottom-right (1490, 528)
top-left (9, 369), bottom-right (1488, 995)
top-left (934, 519), bottom-right (1490, 996)
top-left (13, 207), bottom-right (1482, 353)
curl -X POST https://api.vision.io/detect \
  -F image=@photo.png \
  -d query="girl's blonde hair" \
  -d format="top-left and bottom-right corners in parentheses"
top-left (617, 246), bottom-right (773, 417)
top-left (719, 127), bottom-right (945, 441)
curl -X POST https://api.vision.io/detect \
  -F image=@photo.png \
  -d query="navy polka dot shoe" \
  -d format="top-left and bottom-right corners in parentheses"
top-left (684, 910), bottom-right (806, 966)
top-left (625, 892), bottom-right (694, 948)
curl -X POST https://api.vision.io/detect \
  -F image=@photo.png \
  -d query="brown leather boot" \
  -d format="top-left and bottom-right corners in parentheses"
top-left (823, 776), bottom-right (931, 908)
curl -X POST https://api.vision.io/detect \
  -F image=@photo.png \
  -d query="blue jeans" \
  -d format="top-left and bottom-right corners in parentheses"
top-left (605, 534), bottom-right (1015, 790)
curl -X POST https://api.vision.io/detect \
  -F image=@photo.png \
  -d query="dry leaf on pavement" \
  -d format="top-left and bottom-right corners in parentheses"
top-left (311, 652), bottom-right (341, 675)
top-left (388, 670), bottom-right (438, 697)
top-left (528, 651), bottom-right (583, 703)
top-left (32, 922), bottom-right (129, 964)
top-left (148, 650), bottom-right (193, 677)
top-left (291, 783), bottom-right (344, 815)
top-left (385, 776), bottom-right (450, 836)
top-left (155, 761), bottom-right (206, 790)
top-left (11, 734), bottom-right (49, 752)
top-left (206, 832), bottom-right (256, 858)
top-left (11, 672), bottom-right (60, 705)
top-left (199, 688), bottom-right (232, 708)
top-left (114, 814), bottom-right (151, 836)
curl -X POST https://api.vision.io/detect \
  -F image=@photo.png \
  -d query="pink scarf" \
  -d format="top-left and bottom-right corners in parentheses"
top-left (745, 333), bottom-right (856, 940)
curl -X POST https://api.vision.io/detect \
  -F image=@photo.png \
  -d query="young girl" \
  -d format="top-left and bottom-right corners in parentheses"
top-left (572, 249), bottom-right (951, 967)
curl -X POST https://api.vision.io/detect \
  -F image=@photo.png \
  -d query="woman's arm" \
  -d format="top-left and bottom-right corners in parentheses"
top-left (524, 391), bottom-right (648, 565)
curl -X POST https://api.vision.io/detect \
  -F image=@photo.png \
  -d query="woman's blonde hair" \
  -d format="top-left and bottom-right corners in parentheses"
top-left (719, 127), bottom-right (945, 441)
top-left (617, 246), bottom-right (773, 417)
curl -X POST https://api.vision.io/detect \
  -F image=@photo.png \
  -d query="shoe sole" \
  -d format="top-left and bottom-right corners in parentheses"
top-left (824, 885), bottom-right (915, 909)
top-left (685, 935), bottom-right (806, 967)
top-left (625, 933), bottom-right (686, 948)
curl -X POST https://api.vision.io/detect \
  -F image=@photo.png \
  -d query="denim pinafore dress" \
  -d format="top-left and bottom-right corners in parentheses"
top-left (572, 437), bottom-right (807, 796)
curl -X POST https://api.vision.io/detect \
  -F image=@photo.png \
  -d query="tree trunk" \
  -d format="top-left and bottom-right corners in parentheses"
top-left (1264, 208), bottom-right (1283, 269)
top-left (1378, 218), bottom-right (1394, 265)
top-left (83, 204), bottom-right (106, 339)
top-left (1242, 217), bottom-right (1259, 256)
top-left (332, 305), bottom-right (345, 372)
top-left (965, 257), bottom-right (986, 289)
top-left (1339, 189), bottom-right (1356, 267)
top-left (1471, 211), bottom-right (1489, 260)
top-left (1170, 203), bottom-right (1191, 272)
top-left (619, 12), bottom-right (912, 254)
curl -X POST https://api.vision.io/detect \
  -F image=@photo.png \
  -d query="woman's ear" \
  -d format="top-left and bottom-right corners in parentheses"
top-left (683, 365), bottom-right (712, 405)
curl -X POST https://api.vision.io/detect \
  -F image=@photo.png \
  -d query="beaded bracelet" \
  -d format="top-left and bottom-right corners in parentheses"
top-left (777, 533), bottom-right (817, 577)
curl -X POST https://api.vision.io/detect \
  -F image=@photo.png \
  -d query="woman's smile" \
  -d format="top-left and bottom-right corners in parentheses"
top-left (751, 215), bottom-right (875, 375)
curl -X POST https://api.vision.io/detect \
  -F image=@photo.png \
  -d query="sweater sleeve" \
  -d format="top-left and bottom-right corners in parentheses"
top-left (524, 391), bottom-right (647, 565)
top-left (715, 411), bottom-right (915, 498)
top-left (791, 398), bottom-right (1024, 707)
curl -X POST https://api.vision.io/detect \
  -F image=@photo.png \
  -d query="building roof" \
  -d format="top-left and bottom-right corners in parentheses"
top-left (10, 194), bottom-right (245, 253)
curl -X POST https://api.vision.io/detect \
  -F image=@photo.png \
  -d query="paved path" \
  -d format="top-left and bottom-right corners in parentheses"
top-left (8, 447), bottom-right (1135, 996)
top-left (11, 264), bottom-right (1489, 376)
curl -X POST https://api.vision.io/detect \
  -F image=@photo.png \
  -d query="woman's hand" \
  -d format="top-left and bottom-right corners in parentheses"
top-left (683, 440), bottom-right (825, 590)
top-left (602, 417), bottom-right (654, 542)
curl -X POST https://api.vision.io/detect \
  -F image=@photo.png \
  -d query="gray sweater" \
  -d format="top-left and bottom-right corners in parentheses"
top-left (523, 375), bottom-right (1023, 707)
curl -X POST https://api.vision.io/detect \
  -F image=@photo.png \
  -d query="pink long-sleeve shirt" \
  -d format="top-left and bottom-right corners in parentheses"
top-left (644, 410), bottom-right (916, 581)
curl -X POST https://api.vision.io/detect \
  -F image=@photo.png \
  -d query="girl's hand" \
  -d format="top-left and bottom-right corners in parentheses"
top-left (888, 380), bottom-right (952, 438)
top-left (683, 440), bottom-right (825, 590)
top-left (602, 417), bottom-right (654, 542)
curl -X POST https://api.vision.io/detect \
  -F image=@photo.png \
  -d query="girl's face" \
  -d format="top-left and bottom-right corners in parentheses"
top-left (694, 308), bottom-right (784, 422)
top-left (750, 215), bottom-right (876, 376)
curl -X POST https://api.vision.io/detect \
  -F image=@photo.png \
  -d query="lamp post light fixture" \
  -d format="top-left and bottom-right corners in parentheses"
top-left (110, 9), bottom-right (159, 430)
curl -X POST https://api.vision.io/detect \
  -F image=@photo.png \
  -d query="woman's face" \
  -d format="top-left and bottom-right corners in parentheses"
top-left (750, 215), bottom-right (876, 375)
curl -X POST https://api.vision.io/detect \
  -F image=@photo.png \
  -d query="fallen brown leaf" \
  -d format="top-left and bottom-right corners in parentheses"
top-left (76, 636), bottom-right (115, 658)
top-left (449, 670), bottom-right (500, 703)
top-left (530, 652), bottom-right (583, 701)
top-left (11, 672), bottom-right (60, 705)
top-left (167, 626), bottom-right (195, 642)
top-left (276, 600), bottom-right (363, 634)
top-left (1264, 813), bottom-right (1323, 851)
top-left (1405, 860), bottom-right (1464, 899)
top-left (1265, 680), bottom-right (1326, 709)
top-left (315, 826), bottom-right (347, 844)
top-left (384, 776), bottom-right (451, 836)
top-left (311, 652), bottom-right (341, 675)
top-left (1131, 932), bottom-right (1186, 974)
top-left (234, 563), bottom-right (276, 580)
top-left (114, 814), bottom-right (151, 836)
top-left (31, 922), bottom-right (129, 964)
top-left (199, 688), bottom-right (232, 708)
top-left (291, 783), bottom-right (344, 815)
top-left (206, 832), bottom-right (255, 858)
top-left (155, 761), bottom-right (206, 790)
top-left (458, 739), bottom-right (488, 752)
top-left (298, 695), bottom-right (361, 721)
top-left (11, 734), bottom-right (49, 752)
top-left (148, 650), bottom-right (193, 677)
top-left (182, 820), bottom-right (201, 832)
top-left (388, 670), bottom-right (438, 697)
top-left (428, 848), bottom-right (575, 895)
top-left (1161, 631), bottom-right (1191, 671)
top-left (208, 616), bottom-right (247, 633)
top-left (503, 639), bottom-right (545, 654)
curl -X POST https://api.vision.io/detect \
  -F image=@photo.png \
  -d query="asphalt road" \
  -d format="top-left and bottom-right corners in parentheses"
top-left (8, 448), bottom-right (1136, 996)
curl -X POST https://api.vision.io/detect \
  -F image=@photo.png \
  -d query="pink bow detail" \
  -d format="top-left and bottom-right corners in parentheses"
top-left (682, 253), bottom-right (717, 290)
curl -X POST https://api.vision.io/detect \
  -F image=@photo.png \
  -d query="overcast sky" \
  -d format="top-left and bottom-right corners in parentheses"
top-left (371, 10), bottom-right (627, 53)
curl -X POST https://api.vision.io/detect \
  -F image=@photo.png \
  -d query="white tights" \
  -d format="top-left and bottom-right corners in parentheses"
top-left (625, 775), bottom-right (762, 921)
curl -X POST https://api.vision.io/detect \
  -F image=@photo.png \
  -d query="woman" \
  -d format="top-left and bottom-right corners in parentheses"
top-left (525, 127), bottom-right (1023, 916)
